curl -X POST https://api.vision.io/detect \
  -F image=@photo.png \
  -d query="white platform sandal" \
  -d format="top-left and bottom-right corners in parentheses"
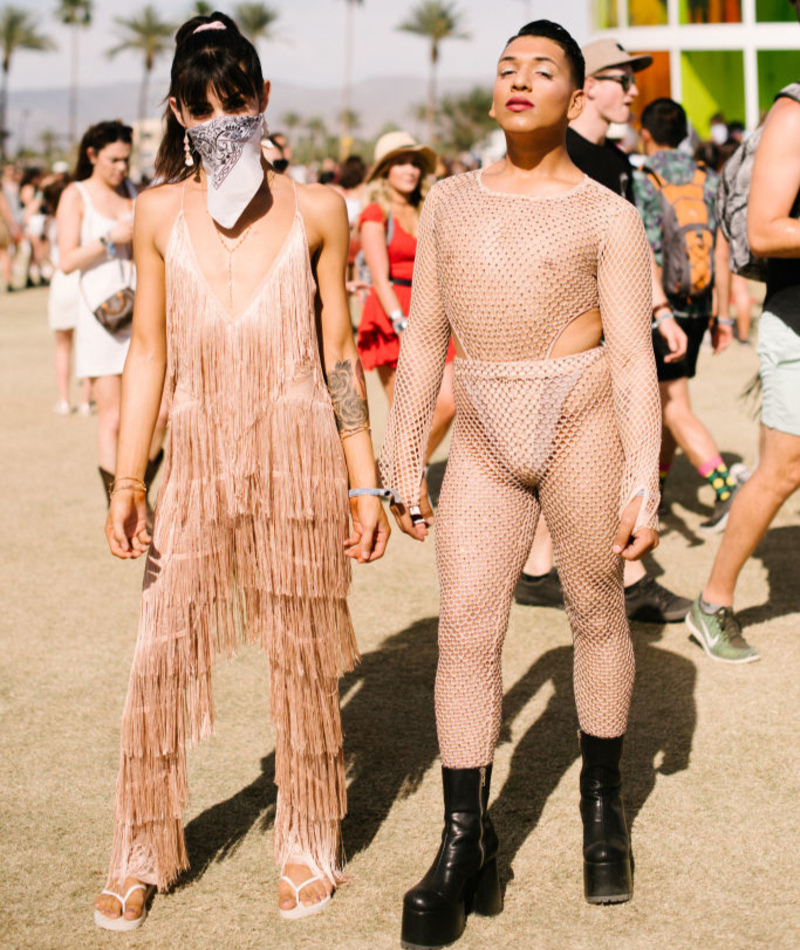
top-left (278, 873), bottom-right (332, 920)
top-left (94, 883), bottom-right (155, 931)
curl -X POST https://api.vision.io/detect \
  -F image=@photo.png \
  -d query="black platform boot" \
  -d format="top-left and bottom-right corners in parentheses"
top-left (401, 765), bottom-right (502, 950)
top-left (579, 731), bottom-right (633, 905)
top-left (98, 467), bottom-right (115, 506)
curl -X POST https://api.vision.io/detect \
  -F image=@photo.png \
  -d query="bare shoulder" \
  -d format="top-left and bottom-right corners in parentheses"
top-left (136, 181), bottom-right (182, 221)
top-left (134, 182), bottom-right (183, 254)
top-left (295, 182), bottom-right (348, 252)
top-left (763, 95), bottom-right (800, 144)
top-left (296, 181), bottom-right (347, 222)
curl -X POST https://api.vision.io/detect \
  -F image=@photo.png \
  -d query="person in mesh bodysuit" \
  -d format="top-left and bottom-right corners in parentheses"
top-left (380, 21), bottom-right (660, 949)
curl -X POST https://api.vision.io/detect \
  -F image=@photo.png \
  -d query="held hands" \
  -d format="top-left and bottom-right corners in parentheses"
top-left (389, 479), bottom-right (436, 542)
top-left (105, 488), bottom-right (151, 559)
top-left (612, 496), bottom-right (658, 561)
top-left (345, 494), bottom-right (391, 562)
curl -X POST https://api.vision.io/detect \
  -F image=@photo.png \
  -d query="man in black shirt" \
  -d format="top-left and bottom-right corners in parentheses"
top-left (566, 39), bottom-right (650, 201)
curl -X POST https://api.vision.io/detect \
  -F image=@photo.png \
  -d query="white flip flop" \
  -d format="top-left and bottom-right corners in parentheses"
top-left (94, 883), bottom-right (155, 931)
top-left (278, 873), bottom-right (332, 920)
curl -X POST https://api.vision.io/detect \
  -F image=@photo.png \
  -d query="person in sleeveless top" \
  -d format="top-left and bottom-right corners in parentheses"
top-left (44, 178), bottom-right (93, 415)
top-left (359, 131), bottom-right (456, 519)
top-left (93, 14), bottom-right (390, 931)
top-left (380, 22), bottom-right (660, 947)
top-left (57, 122), bottom-right (169, 504)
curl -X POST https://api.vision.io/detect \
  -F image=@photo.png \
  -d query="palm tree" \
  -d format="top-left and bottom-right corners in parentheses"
top-left (305, 115), bottom-right (327, 160)
top-left (108, 6), bottom-right (176, 128)
top-left (232, 3), bottom-right (279, 46)
top-left (397, 1), bottom-right (469, 143)
top-left (55, 0), bottom-right (93, 148)
top-left (340, 0), bottom-right (364, 151)
top-left (190, 1), bottom-right (215, 14)
top-left (280, 111), bottom-right (301, 134)
top-left (0, 6), bottom-right (55, 160)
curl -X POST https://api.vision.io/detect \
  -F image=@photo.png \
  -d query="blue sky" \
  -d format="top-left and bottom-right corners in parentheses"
top-left (19, 0), bottom-right (591, 91)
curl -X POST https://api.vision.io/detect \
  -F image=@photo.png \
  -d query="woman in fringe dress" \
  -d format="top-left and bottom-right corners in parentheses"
top-left (93, 12), bottom-right (390, 931)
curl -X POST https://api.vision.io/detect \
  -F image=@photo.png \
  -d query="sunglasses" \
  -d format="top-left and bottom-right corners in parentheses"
top-left (594, 74), bottom-right (635, 93)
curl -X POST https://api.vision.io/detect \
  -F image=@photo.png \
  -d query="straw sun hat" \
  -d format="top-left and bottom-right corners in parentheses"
top-left (367, 130), bottom-right (437, 182)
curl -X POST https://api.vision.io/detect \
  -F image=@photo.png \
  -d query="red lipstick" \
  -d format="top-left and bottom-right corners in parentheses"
top-left (506, 97), bottom-right (533, 111)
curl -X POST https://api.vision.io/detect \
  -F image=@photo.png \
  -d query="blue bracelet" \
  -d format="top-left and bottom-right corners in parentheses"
top-left (348, 487), bottom-right (401, 504)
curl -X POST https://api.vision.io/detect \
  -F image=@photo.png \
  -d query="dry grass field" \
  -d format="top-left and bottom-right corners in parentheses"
top-left (2, 288), bottom-right (798, 950)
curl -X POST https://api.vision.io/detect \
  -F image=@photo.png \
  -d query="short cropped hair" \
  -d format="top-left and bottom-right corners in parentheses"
top-left (506, 20), bottom-right (585, 89)
top-left (641, 98), bottom-right (688, 148)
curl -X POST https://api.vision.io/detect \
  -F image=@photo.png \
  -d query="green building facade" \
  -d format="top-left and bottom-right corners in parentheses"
top-left (591, 0), bottom-right (799, 135)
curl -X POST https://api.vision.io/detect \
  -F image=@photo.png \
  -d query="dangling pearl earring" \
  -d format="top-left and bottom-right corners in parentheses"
top-left (183, 130), bottom-right (194, 167)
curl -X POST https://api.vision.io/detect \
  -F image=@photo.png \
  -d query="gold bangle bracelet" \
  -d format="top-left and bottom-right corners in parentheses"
top-left (111, 477), bottom-right (147, 495)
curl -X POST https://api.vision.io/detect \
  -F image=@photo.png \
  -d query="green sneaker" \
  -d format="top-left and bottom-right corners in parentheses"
top-left (686, 597), bottom-right (760, 664)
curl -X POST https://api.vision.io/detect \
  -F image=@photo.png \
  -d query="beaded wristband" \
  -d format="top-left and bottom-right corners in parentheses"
top-left (348, 487), bottom-right (401, 504)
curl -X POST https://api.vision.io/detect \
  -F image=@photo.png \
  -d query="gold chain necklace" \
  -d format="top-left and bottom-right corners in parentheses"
top-left (211, 222), bottom-right (253, 313)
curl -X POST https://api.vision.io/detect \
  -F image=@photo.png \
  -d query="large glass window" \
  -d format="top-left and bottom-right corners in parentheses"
top-left (756, 0), bottom-right (799, 21)
top-left (596, 0), bottom-right (619, 29)
top-left (680, 0), bottom-right (742, 23)
top-left (681, 50), bottom-right (745, 138)
top-left (629, 0), bottom-right (669, 25)
top-left (758, 50), bottom-right (800, 116)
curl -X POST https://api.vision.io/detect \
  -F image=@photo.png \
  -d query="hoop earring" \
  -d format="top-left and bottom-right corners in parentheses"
top-left (183, 130), bottom-right (194, 167)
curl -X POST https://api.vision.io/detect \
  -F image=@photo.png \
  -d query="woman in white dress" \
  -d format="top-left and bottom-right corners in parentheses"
top-left (45, 178), bottom-right (92, 415)
top-left (57, 122), bottom-right (168, 500)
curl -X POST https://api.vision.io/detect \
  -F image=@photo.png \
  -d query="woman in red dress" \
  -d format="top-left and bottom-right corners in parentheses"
top-left (358, 132), bottom-right (455, 515)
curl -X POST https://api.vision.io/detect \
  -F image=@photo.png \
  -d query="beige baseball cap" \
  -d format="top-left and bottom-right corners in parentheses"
top-left (582, 39), bottom-right (653, 77)
top-left (367, 131), bottom-right (437, 182)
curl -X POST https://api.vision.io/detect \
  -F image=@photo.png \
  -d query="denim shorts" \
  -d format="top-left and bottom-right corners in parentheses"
top-left (757, 310), bottom-right (800, 437)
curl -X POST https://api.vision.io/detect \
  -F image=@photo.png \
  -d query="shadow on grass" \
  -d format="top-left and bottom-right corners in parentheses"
top-left (491, 625), bottom-right (697, 889)
top-left (174, 617), bottom-right (440, 888)
top-left (736, 524), bottom-right (800, 629)
top-left (174, 614), bottom-right (697, 893)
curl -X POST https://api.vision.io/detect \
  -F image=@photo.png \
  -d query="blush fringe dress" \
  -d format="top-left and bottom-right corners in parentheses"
top-left (106, 190), bottom-right (357, 891)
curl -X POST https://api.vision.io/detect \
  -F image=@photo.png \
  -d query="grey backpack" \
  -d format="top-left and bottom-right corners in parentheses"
top-left (716, 82), bottom-right (800, 282)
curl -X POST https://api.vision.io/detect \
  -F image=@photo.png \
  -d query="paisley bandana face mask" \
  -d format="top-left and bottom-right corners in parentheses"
top-left (187, 112), bottom-right (266, 229)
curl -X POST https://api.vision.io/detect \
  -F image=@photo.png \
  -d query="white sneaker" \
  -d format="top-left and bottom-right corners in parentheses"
top-left (54, 400), bottom-right (71, 416)
top-left (77, 402), bottom-right (92, 417)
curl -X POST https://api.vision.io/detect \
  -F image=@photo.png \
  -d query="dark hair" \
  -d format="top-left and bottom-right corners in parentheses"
top-left (155, 12), bottom-right (264, 183)
top-left (506, 20), bottom-right (585, 88)
top-left (42, 178), bottom-right (71, 215)
top-left (338, 155), bottom-right (366, 190)
top-left (73, 121), bottom-right (133, 181)
top-left (641, 98), bottom-right (687, 148)
top-left (694, 140), bottom-right (720, 170)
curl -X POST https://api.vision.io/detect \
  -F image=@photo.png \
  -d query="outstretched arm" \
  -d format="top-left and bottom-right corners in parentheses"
top-left (598, 201), bottom-right (661, 559)
top-left (378, 185), bottom-right (451, 541)
top-left (307, 184), bottom-right (390, 563)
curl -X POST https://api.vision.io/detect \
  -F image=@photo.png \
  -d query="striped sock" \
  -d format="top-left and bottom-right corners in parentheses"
top-left (698, 454), bottom-right (736, 502)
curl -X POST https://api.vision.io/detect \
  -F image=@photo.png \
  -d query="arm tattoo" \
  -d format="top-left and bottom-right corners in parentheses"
top-left (327, 358), bottom-right (370, 437)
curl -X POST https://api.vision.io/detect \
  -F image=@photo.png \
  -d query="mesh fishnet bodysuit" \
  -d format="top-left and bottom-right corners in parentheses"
top-left (106, 185), bottom-right (356, 891)
top-left (380, 171), bottom-right (660, 767)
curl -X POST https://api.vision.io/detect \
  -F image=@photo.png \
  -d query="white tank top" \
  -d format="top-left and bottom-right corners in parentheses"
top-left (75, 180), bottom-right (137, 309)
